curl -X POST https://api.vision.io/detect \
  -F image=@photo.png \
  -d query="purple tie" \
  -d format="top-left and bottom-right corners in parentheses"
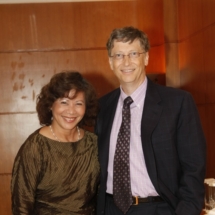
top-left (113, 96), bottom-right (133, 214)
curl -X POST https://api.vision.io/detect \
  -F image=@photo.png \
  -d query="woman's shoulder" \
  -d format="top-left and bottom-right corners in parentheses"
top-left (13, 128), bottom-right (46, 161)
top-left (26, 127), bottom-right (48, 141)
top-left (84, 130), bottom-right (97, 142)
top-left (19, 128), bottom-right (47, 151)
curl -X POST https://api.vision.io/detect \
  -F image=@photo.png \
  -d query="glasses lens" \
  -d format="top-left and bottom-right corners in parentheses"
top-left (114, 54), bottom-right (123, 60)
top-left (129, 52), bottom-right (139, 59)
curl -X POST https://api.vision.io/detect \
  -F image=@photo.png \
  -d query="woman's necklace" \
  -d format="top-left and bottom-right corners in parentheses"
top-left (49, 125), bottom-right (80, 142)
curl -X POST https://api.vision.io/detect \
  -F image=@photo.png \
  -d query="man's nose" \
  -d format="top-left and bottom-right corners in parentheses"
top-left (122, 55), bottom-right (131, 65)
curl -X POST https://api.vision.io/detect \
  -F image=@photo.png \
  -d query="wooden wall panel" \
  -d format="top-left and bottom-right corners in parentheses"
top-left (135, 0), bottom-right (164, 45)
top-left (177, 0), bottom-right (215, 178)
top-left (179, 32), bottom-right (206, 104)
top-left (177, 0), bottom-right (203, 41)
top-left (204, 25), bottom-right (215, 104)
top-left (148, 45), bottom-right (165, 73)
top-left (0, 114), bottom-right (40, 173)
top-left (0, 175), bottom-right (11, 214)
top-left (0, 0), bottom-right (164, 52)
top-left (0, 50), bottom-right (115, 113)
top-left (163, 0), bottom-right (180, 88)
top-left (202, 0), bottom-right (215, 27)
top-left (0, 0), bottom-right (166, 114)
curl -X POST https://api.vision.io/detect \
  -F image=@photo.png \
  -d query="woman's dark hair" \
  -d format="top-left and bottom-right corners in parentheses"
top-left (106, 26), bottom-right (150, 56)
top-left (36, 71), bottom-right (98, 127)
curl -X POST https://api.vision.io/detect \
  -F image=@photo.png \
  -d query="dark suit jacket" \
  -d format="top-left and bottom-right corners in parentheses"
top-left (95, 78), bottom-right (206, 215)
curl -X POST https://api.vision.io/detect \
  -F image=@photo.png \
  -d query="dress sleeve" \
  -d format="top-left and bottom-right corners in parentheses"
top-left (11, 133), bottom-right (43, 215)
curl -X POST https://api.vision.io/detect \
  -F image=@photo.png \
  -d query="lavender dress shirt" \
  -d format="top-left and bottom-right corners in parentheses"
top-left (106, 78), bottom-right (158, 197)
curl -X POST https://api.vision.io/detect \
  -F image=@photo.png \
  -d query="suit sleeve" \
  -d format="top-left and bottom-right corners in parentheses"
top-left (175, 92), bottom-right (206, 215)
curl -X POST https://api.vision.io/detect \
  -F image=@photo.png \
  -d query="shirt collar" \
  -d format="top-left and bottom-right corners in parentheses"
top-left (119, 77), bottom-right (148, 108)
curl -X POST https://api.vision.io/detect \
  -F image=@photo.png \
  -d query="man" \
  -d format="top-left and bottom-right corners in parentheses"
top-left (95, 26), bottom-right (206, 215)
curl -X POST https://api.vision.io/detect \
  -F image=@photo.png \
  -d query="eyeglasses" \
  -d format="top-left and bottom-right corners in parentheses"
top-left (110, 51), bottom-right (145, 60)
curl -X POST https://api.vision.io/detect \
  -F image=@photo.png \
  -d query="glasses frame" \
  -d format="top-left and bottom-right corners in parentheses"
top-left (110, 51), bottom-right (146, 61)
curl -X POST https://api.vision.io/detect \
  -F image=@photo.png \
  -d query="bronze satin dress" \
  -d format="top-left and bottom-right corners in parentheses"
top-left (11, 129), bottom-right (100, 215)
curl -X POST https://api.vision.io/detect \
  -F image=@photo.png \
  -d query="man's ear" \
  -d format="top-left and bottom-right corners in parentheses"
top-left (144, 52), bottom-right (149, 66)
top-left (108, 57), bottom-right (114, 70)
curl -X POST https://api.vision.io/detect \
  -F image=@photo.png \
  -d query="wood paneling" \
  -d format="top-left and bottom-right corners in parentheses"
top-left (204, 25), bottom-right (215, 104)
top-left (0, 50), bottom-right (116, 113)
top-left (0, 175), bottom-right (11, 213)
top-left (0, 1), bottom-right (164, 52)
top-left (0, 0), bottom-right (165, 112)
top-left (203, 0), bottom-right (215, 27)
top-left (0, 114), bottom-right (40, 173)
top-left (177, 0), bottom-right (203, 41)
top-left (177, 0), bottom-right (215, 179)
top-left (163, 0), bottom-right (180, 87)
top-left (179, 32), bottom-right (206, 105)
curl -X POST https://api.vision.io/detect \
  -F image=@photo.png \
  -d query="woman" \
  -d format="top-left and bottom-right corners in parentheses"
top-left (11, 71), bottom-right (100, 215)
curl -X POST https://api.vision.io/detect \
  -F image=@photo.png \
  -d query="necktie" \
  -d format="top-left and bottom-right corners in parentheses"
top-left (113, 96), bottom-right (133, 214)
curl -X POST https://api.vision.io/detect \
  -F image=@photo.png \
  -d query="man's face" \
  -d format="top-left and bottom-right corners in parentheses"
top-left (108, 39), bottom-right (149, 90)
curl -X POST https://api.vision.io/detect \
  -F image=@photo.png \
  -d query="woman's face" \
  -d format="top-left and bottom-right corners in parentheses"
top-left (51, 90), bottom-right (86, 131)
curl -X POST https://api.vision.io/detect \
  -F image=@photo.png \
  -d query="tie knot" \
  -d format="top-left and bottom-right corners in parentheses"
top-left (123, 96), bottom-right (133, 107)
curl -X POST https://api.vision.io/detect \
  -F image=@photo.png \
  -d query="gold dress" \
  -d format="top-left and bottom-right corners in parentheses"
top-left (11, 129), bottom-right (100, 215)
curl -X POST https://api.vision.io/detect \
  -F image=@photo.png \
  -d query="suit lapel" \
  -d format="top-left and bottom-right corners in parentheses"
top-left (98, 89), bottom-right (120, 178)
top-left (141, 78), bottom-right (163, 193)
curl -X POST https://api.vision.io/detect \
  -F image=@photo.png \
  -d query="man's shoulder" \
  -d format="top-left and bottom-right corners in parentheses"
top-left (148, 78), bottom-right (191, 97)
top-left (99, 88), bottom-right (120, 103)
